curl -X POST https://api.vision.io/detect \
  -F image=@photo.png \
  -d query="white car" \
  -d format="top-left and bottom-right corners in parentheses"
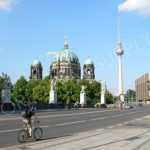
top-left (125, 104), bottom-right (133, 108)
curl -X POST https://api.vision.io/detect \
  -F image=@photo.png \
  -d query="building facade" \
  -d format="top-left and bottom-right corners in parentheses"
top-left (135, 73), bottom-right (150, 102)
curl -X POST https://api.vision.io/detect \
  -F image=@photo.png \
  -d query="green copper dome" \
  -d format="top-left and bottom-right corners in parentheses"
top-left (53, 48), bottom-right (80, 64)
top-left (52, 37), bottom-right (80, 64)
top-left (84, 58), bottom-right (93, 65)
top-left (32, 59), bottom-right (41, 66)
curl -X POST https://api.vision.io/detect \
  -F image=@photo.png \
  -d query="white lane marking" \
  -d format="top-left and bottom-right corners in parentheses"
top-left (0, 128), bottom-right (20, 133)
top-left (66, 116), bottom-right (80, 119)
top-left (96, 128), bottom-right (104, 131)
top-left (40, 125), bottom-right (50, 128)
top-left (130, 120), bottom-right (135, 123)
top-left (0, 117), bottom-right (20, 121)
top-left (56, 120), bottom-right (86, 126)
top-left (90, 117), bottom-right (108, 121)
top-left (117, 124), bottom-right (122, 126)
top-left (125, 122), bottom-right (129, 124)
top-left (0, 125), bottom-right (50, 133)
top-left (110, 114), bottom-right (124, 118)
top-left (107, 126), bottom-right (114, 129)
top-left (136, 118), bottom-right (140, 121)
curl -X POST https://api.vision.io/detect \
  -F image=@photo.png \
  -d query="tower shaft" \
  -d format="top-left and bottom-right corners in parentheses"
top-left (118, 56), bottom-right (123, 96)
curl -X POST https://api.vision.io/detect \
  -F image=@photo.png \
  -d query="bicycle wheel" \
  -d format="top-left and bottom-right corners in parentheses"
top-left (33, 127), bottom-right (43, 140)
top-left (18, 129), bottom-right (28, 143)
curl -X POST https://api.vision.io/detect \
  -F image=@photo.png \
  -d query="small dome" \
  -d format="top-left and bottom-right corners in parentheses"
top-left (32, 60), bottom-right (41, 66)
top-left (84, 58), bottom-right (93, 65)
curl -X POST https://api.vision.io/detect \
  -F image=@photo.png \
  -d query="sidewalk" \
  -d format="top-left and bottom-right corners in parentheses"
top-left (2, 115), bottom-right (150, 150)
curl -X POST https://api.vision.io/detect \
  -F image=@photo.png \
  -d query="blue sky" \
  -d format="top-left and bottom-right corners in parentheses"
top-left (0, 0), bottom-right (150, 95)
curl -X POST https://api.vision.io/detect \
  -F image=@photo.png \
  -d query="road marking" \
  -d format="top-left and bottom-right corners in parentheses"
top-left (107, 126), bottom-right (114, 129)
top-left (96, 128), bottom-right (104, 131)
top-left (0, 128), bottom-right (20, 133)
top-left (124, 122), bottom-right (129, 124)
top-left (56, 120), bottom-right (86, 126)
top-left (117, 124), bottom-right (122, 126)
top-left (110, 114), bottom-right (123, 118)
top-left (0, 124), bottom-right (50, 133)
top-left (90, 117), bottom-right (108, 121)
top-left (66, 116), bottom-right (80, 119)
top-left (130, 120), bottom-right (135, 123)
top-left (40, 125), bottom-right (50, 128)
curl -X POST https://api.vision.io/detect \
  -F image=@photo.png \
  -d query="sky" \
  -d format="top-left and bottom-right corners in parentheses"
top-left (0, 0), bottom-right (150, 95)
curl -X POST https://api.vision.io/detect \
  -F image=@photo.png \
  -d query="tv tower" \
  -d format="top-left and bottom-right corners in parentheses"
top-left (116, 17), bottom-right (124, 104)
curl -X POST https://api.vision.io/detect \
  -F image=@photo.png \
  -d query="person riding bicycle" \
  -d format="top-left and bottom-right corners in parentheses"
top-left (22, 101), bottom-right (39, 138)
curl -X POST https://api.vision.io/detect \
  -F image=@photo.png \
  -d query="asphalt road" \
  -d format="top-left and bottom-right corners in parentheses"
top-left (0, 105), bottom-right (150, 149)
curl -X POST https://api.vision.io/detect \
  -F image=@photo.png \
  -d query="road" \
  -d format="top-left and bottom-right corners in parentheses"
top-left (0, 105), bottom-right (150, 149)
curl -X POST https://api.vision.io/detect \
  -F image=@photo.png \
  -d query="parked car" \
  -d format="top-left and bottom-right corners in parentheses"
top-left (125, 104), bottom-right (133, 109)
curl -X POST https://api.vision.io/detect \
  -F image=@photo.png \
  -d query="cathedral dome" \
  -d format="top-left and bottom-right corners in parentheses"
top-left (50, 37), bottom-right (81, 80)
top-left (32, 59), bottom-right (41, 66)
top-left (53, 49), bottom-right (80, 64)
top-left (84, 58), bottom-right (93, 65)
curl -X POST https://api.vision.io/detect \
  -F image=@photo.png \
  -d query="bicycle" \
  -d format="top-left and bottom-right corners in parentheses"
top-left (18, 119), bottom-right (43, 143)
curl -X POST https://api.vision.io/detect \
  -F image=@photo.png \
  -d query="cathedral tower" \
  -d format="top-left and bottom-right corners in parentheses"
top-left (83, 58), bottom-right (95, 81)
top-left (30, 59), bottom-right (43, 80)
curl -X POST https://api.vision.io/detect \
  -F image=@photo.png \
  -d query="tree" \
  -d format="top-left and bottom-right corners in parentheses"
top-left (105, 90), bottom-right (114, 104)
top-left (125, 89), bottom-right (136, 103)
top-left (12, 76), bottom-right (28, 104)
top-left (32, 77), bottom-right (50, 103)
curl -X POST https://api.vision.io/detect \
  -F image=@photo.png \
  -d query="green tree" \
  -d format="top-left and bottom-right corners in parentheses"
top-left (125, 89), bottom-right (136, 102)
top-left (12, 76), bottom-right (28, 104)
top-left (32, 77), bottom-right (50, 103)
top-left (105, 91), bottom-right (114, 104)
top-left (27, 79), bottom-right (41, 101)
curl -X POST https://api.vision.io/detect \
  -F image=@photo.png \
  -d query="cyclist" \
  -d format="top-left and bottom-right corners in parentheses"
top-left (22, 101), bottom-right (39, 138)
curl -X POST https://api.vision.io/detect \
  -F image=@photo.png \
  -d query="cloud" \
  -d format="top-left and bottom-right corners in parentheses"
top-left (118, 0), bottom-right (150, 16)
top-left (46, 51), bottom-right (58, 56)
top-left (0, 0), bottom-right (22, 12)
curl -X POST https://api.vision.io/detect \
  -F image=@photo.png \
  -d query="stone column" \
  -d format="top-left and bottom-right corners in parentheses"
top-left (49, 79), bottom-right (57, 104)
top-left (80, 86), bottom-right (86, 105)
top-left (1, 73), bottom-right (12, 102)
top-left (101, 81), bottom-right (106, 104)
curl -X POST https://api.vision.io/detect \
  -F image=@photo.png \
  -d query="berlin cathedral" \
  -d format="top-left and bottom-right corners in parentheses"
top-left (30, 38), bottom-right (95, 81)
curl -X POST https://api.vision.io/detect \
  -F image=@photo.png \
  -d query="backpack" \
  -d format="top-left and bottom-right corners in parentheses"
top-left (22, 102), bottom-right (36, 118)
top-left (26, 109), bottom-right (34, 118)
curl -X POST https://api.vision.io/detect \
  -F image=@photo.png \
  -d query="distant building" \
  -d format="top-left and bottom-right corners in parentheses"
top-left (135, 73), bottom-right (150, 102)
top-left (30, 59), bottom-right (43, 80)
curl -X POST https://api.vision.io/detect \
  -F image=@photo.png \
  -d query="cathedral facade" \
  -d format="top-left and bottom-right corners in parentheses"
top-left (30, 38), bottom-right (95, 81)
